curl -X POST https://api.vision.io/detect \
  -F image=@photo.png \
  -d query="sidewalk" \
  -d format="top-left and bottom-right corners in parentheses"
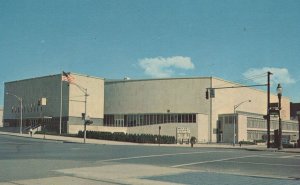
top-left (1, 131), bottom-right (299, 153)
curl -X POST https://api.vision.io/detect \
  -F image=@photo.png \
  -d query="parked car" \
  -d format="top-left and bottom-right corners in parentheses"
top-left (282, 139), bottom-right (297, 148)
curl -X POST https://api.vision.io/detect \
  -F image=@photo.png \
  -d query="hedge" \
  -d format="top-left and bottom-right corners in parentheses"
top-left (78, 131), bottom-right (175, 144)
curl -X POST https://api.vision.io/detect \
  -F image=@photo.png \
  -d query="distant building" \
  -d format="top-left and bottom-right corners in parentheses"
top-left (290, 102), bottom-right (300, 120)
top-left (3, 73), bottom-right (104, 134)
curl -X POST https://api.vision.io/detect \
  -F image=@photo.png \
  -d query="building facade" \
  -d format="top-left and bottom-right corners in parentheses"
top-left (3, 73), bottom-right (298, 143)
top-left (3, 73), bottom-right (104, 134)
top-left (104, 77), bottom-right (298, 143)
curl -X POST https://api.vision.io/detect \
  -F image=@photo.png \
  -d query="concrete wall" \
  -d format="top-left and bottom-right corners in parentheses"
top-left (237, 114), bottom-right (248, 142)
top-left (4, 75), bottom-right (69, 120)
top-left (127, 123), bottom-right (198, 139)
top-left (3, 73), bottom-right (105, 134)
top-left (105, 78), bottom-right (211, 114)
top-left (68, 73), bottom-right (104, 120)
top-left (197, 114), bottom-right (209, 143)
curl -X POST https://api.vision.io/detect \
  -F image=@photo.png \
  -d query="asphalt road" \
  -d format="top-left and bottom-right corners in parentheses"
top-left (0, 134), bottom-right (300, 185)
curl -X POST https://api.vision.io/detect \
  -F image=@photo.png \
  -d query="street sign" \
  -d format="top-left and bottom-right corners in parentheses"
top-left (269, 108), bottom-right (279, 116)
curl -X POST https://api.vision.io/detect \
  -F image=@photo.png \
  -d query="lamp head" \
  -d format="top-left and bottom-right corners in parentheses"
top-left (277, 83), bottom-right (282, 96)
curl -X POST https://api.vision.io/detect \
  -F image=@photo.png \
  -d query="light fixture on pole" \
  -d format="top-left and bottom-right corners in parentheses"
top-left (277, 84), bottom-right (283, 150)
top-left (6, 92), bottom-right (23, 134)
top-left (233, 100), bottom-right (251, 146)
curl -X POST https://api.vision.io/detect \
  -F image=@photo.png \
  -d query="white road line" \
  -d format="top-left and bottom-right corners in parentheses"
top-left (222, 161), bottom-right (300, 167)
top-left (0, 141), bottom-right (31, 145)
top-left (97, 150), bottom-right (232, 162)
top-left (279, 155), bottom-right (300, 159)
top-left (171, 154), bottom-right (260, 168)
top-left (71, 148), bottom-right (82, 150)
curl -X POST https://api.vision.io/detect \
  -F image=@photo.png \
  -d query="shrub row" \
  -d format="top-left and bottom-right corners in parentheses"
top-left (238, 141), bottom-right (256, 145)
top-left (78, 131), bottom-right (175, 144)
top-left (34, 131), bottom-right (77, 137)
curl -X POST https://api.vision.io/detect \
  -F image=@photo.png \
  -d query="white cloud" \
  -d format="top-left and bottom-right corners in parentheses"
top-left (243, 67), bottom-right (295, 85)
top-left (139, 56), bottom-right (195, 78)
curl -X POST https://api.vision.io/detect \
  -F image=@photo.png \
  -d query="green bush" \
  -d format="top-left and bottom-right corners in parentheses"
top-left (254, 139), bottom-right (266, 143)
top-left (77, 131), bottom-right (175, 144)
top-left (238, 141), bottom-right (255, 145)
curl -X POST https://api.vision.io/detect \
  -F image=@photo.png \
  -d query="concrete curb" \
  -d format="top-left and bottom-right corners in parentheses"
top-left (0, 131), bottom-right (64, 143)
top-left (1, 131), bottom-right (300, 153)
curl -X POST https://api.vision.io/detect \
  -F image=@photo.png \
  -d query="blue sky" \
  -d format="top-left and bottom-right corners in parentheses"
top-left (1, 0), bottom-right (300, 106)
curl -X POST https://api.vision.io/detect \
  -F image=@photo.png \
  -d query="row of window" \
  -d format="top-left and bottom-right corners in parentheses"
top-left (104, 113), bottom-right (197, 127)
top-left (247, 118), bottom-right (298, 131)
top-left (11, 105), bottom-right (43, 114)
top-left (247, 130), bottom-right (267, 140)
top-left (219, 115), bottom-right (236, 124)
top-left (247, 130), bottom-right (299, 141)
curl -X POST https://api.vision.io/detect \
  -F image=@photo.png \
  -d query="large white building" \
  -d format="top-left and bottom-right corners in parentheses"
top-left (104, 77), bottom-right (298, 143)
top-left (2, 73), bottom-right (299, 143)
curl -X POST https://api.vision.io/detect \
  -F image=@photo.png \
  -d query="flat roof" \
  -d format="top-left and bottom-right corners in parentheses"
top-left (5, 72), bottom-right (104, 84)
top-left (105, 76), bottom-right (212, 83)
top-left (105, 76), bottom-right (289, 100)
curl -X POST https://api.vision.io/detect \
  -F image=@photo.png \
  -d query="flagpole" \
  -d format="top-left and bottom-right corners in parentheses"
top-left (59, 72), bottom-right (63, 135)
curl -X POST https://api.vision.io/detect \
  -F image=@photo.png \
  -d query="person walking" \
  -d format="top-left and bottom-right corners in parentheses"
top-left (29, 128), bottom-right (33, 137)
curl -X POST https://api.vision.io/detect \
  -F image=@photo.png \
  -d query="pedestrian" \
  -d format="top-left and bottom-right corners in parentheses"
top-left (29, 128), bottom-right (33, 137)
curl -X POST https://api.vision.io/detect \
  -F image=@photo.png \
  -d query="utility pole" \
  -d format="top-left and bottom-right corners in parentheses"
top-left (297, 111), bottom-right (300, 148)
top-left (267, 71), bottom-right (272, 148)
top-left (84, 89), bottom-right (88, 144)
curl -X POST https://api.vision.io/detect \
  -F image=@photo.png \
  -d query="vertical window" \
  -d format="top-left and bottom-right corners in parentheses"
top-left (178, 114), bottom-right (182, 123)
top-left (163, 114), bottom-right (167, 123)
top-left (183, 114), bottom-right (188, 122)
top-left (170, 114), bottom-right (175, 123)
top-left (174, 114), bottom-right (178, 123)
top-left (157, 114), bottom-right (163, 124)
top-left (139, 115), bottom-right (143, 126)
top-left (124, 115), bottom-right (128, 127)
top-left (144, 115), bottom-right (148, 125)
top-left (192, 114), bottom-right (196, 123)
top-left (150, 114), bottom-right (154, 124)
top-left (136, 115), bottom-right (139, 126)
top-left (189, 114), bottom-right (193, 123)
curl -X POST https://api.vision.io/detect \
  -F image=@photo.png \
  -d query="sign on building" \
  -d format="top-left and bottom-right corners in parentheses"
top-left (176, 127), bottom-right (191, 144)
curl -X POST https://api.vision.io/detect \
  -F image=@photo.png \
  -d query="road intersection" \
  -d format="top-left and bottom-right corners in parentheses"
top-left (0, 133), bottom-right (299, 184)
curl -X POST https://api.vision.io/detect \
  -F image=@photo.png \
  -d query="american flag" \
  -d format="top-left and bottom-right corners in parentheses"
top-left (62, 71), bottom-right (75, 83)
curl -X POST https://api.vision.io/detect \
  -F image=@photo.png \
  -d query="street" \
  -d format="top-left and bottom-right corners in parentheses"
top-left (0, 134), bottom-right (300, 185)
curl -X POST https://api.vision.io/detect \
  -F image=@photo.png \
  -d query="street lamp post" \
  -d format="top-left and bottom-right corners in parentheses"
top-left (6, 92), bottom-right (23, 134)
top-left (158, 126), bottom-right (161, 146)
top-left (233, 100), bottom-right (251, 146)
top-left (83, 89), bottom-right (88, 144)
top-left (297, 111), bottom-right (300, 148)
top-left (277, 84), bottom-right (283, 150)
